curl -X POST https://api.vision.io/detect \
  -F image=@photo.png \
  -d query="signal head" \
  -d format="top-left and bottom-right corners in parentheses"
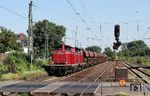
top-left (113, 42), bottom-right (117, 50)
top-left (113, 41), bottom-right (121, 50)
top-left (114, 25), bottom-right (120, 38)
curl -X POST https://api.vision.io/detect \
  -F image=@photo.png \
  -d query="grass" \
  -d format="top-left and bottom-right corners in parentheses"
top-left (1, 73), bottom-right (20, 80)
top-left (0, 70), bottom-right (46, 81)
top-left (21, 70), bottom-right (46, 80)
top-left (0, 52), bottom-right (49, 81)
top-left (143, 58), bottom-right (150, 66)
top-left (121, 56), bottom-right (150, 66)
top-left (17, 93), bottom-right (30, 96)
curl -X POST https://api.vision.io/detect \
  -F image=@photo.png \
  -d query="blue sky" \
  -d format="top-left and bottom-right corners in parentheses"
top-left (0, 0), bottom-right (150, 50)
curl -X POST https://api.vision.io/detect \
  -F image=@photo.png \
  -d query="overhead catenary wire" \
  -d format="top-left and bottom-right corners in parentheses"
top-left (33, 1), bottom-right (76, 22)
top-left (82, 12), bottom-right (150, 26)
top-left (0, 4), bottom-right (27, 19)
top-left (79, 0), bottom-right (93, 23)
top-left (66, 0), bottom-right (89, 28)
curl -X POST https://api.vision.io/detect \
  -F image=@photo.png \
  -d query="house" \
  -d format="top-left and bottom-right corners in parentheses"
top-left (16, 33), bottom-right (28, 53)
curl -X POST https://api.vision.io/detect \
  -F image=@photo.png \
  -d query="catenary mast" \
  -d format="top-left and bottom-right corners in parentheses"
top-left (28, 0), bottom-right (33, 71)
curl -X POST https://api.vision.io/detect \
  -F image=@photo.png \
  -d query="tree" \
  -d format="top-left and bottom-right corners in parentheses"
top-left (85, 46), bottom-right (101, 53)
top-left (33, 20), bottom-right (66, 58)
top-left (121, 40), bottom-right (150, 57)
top-left (0, 27), bottom-right (22, 53)
top-left (126, 40), bottom-right (147, 51)
top-left (104, 47), bottom-right (114, 60)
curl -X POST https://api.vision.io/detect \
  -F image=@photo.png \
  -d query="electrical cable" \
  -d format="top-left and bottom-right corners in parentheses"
top-left (79, 0), bottom-right (93, 22)
top-left (33, 0), bottom-right (76, 21)
top-left (66, 0), bottom-right (88, 27)
top-left (0, 4), bottom-right (27, 19)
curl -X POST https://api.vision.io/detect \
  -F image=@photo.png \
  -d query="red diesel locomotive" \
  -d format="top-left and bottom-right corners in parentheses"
top-left (50, 43), bottom-right (108, 75)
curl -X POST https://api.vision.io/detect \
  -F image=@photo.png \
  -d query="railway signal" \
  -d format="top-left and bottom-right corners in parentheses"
top-left (113, 42), bottom-right (117, 50)
top-left (114, 25), bottom-right (120, 42)
top-left (113, 41), bottom-right (121, 50)
top-left (113, 24), bottom-right (121, 68)
top-left (113, 25), bottom-right (121, 50)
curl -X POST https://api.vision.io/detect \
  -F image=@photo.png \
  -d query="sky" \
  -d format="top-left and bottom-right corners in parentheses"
top-left (0, 0), bottom-right (150, 50)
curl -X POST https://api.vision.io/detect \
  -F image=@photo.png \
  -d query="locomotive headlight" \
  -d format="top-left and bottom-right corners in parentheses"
top-left (66, 62), bottom-right (68, 64)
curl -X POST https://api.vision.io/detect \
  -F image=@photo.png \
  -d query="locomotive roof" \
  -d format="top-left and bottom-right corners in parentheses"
top-left (56, 44), bottom-right (72, 48)
top-left (56, 44), bottom-right (81, 50)
top-left (75, 47), bottom-right (81, 50)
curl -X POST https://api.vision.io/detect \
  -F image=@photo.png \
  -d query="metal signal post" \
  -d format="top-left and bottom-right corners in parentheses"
top-left (113, 25), bottom-right (121, 68)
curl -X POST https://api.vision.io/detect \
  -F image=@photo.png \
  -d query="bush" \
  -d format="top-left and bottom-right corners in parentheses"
top-left (0, 64), bottom-right (8, 74)
top-left (3, 52), bottom-right (30, 73)
top-left (136, 58), bottom-right (143, 64)
top-left (16, 62), bottom-right (29, 72)
top-left (4, 54), bottom-right (17, 73)
top-left (3, 52), bottom-right (47, 73)
top-left (34, 59), bottom-right (48, 68)
top-left (0, 52), bottom-right (48, 80)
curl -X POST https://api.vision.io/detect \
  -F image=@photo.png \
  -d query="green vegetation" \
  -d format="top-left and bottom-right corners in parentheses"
top-left (17, 93), bottom-right (29, 96)
top-left (120, 40), bottom-right (150, 66)
top-left (0, 20), bottom-right (66, 80)
top-left (85, 46), bottom-right (101, 53)
top-left (3, 52), bottom-right (29, 73)
top-left (0, 27), bottom-right (28, 80)
top-left (33, 20), bottom-right (66, 59)
top-left (120, 56), bottom-right (150, 66)
top-left (121, 40), bottom-right (150, 57)
top-left (0, 52), bottom-right (47, 80)
top-left (0, 70), bottom-right (45, 81)
top-left (1, 73), bottom-right (20, 80)
top-left (104, 47), bottom-right (115, 60)
top-left (114, 92), bottom-right (129, 96)
top-left (0, 27), bottom-right (22, 53)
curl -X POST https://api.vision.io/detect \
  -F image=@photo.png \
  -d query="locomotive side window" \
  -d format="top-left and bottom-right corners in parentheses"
top-left (55, 45), bottom-right (62, 50)
top-left (65, 45), bottom-right (72, 50)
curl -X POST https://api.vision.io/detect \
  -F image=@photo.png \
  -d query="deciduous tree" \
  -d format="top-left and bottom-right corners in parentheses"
top-left (0, 27), bottom-right (22, 53)
top-left (33, 20), bottom-right (66, 58)
top-left (85, 46), bottom-right (101, 53)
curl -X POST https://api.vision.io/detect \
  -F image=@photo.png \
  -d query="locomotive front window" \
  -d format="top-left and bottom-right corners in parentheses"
top-left (65, 46), bottom-right (72, 50)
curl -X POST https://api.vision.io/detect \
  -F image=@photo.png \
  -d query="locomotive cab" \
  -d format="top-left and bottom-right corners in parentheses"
top-left (52, 44), bottom-right (73, 65)
top-left (52, 44), bottom-right (83, 65)
top-left (51, 43), bottom-right (84, 75)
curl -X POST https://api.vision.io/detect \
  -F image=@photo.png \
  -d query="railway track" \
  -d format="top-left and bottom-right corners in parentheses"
top-left (43, 61), bottom-right (110, 83)
top-left (137, 68), bottom-right (150, 77)
top-left (47, 61), bottom-right (115, 96)
top-left (0, 61), bottom-right (119, 96)
top-left (60, 61), bottom-right (117, 82)
top-left (123, 62), bottom-right (150, 84)
top-left (79, 61), bottom-right (115, 96)
top-left (1, 61), bottom-right (150, 96)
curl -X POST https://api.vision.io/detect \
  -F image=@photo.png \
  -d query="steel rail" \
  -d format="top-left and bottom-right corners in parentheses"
top-left (123, 62), bottom-right (150, 84)
top-left (54, 61), bottom-right (113, 95)
top-left (79, 62), bottom-right (114, 96)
